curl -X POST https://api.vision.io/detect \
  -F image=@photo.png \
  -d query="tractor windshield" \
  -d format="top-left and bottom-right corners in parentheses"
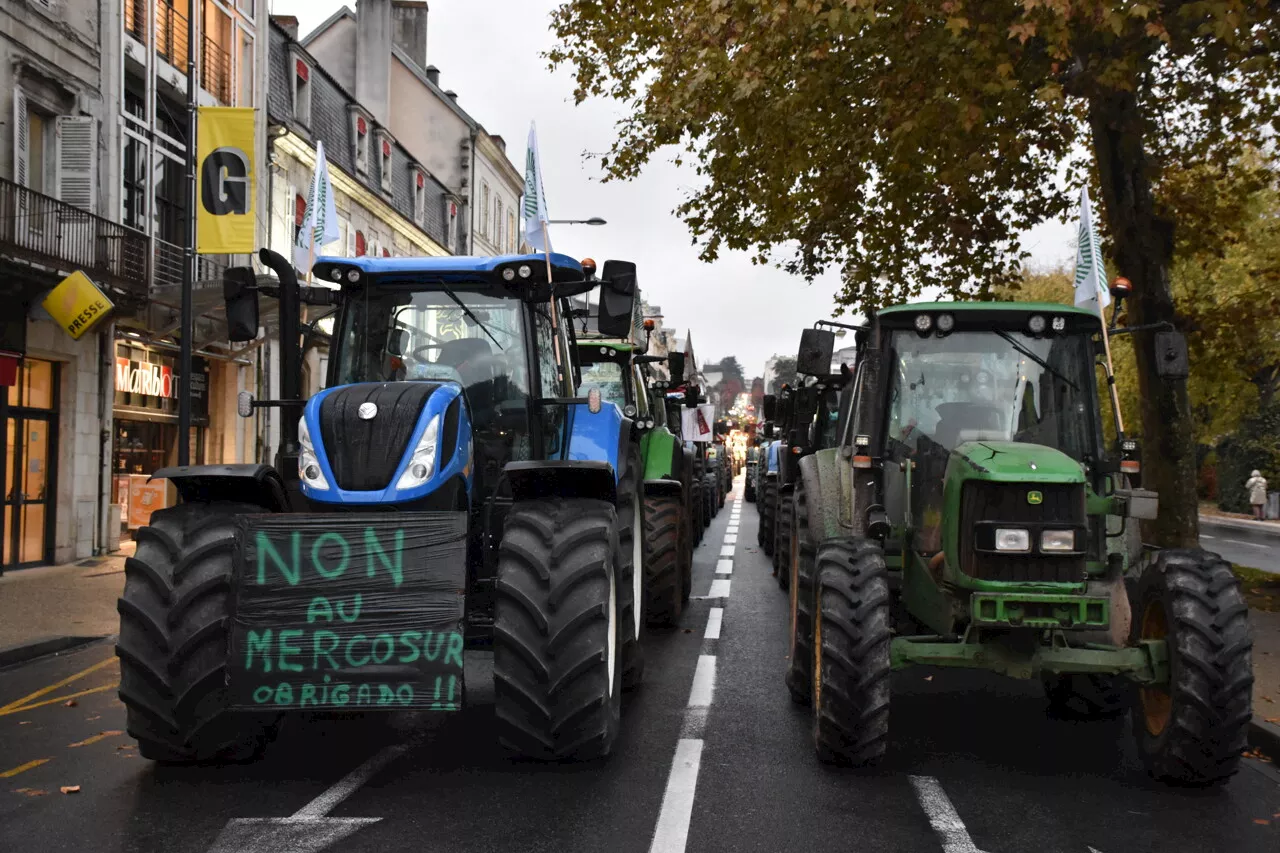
top-left (334, 287), bottom-right (530, 414)
top-left (885, 329), bottom-right (1098, 463)
top-left (577, 354), bottom-right (631, 406)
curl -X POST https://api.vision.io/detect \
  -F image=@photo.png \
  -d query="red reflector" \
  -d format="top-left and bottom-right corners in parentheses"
top-left (853, 455), bottom-right (872, 469)
top-left (1120, 460), bottom-right (1140, 474)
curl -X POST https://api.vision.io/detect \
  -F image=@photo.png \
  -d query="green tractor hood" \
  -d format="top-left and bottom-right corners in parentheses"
top-left (947, 440), bottom-right (1086, 485)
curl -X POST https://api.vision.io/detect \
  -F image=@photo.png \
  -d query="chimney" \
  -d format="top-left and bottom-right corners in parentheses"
top-left (444, 90), bottom-right (458, 102)
top-left (490, 134), bottom-right (505, 153)
top-left (424, 64), bottom-right (440, 87)
top-left (392, 1), bottom-right (428, 70)
top-left (272, 15), bottom-right (299, 40)
top-left (355, 0), bottom-right (393, 126)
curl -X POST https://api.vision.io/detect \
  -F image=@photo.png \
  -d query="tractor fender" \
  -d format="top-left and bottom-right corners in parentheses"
top-left (643, 478), bottom-right (683, 498)
top-left (505, 460), bottom-right (617, 504)
top-left (641, 429), bottom-right (681, 481)
top-left (798, 449), bottom-right (843, 544)
top-left (151, 464), bottom-right (290, 512)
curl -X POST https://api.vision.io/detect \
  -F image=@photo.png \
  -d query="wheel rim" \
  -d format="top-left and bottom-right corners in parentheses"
top-left (1139, 598), bottom-right (1171, 736)
top-left (632, 490), bottom-right (642, 640)
top-left (606, 562), bottom-right (617, 696)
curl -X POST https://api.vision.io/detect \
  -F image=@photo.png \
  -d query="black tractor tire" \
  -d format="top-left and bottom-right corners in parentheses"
top-left (812, 538), bottom-right (891, 766)
top-left (643, 493), bottom-right (684, 629)
top-left (703, 473), bottom-right (716, 525)
top-left (617, 450), bottom-right (645, 690)
top-left (786, 486), bottom-right (815, 705)
top-left (494, 498), bottom-right (623, 761)
top-left (116, 501), bottom-right (274, 764)
top-left (1129, 549), bottom-right (1252, 786)
top-left (690, 479), bottom-right (704, 545)
top-left (1043, 674), bottom-right (1128, 719)
top-left (744, 480), bottom-right (756, 503)
top-left (717, 468), bottom-right (726, 508)
top-left (774, 489), bottom-right (793, 589)
top-left (760, 479), bottom-right (777, 558)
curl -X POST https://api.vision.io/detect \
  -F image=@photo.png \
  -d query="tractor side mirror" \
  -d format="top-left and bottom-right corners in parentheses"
top-left (797, 328), bottom-right (836, 377)
top-left (762, 393), bottom-right (777, 421)
top-left (222, 266), bottom-right (259, 342)
top-left (668, 351), bottom-right (686, 382)
top-left (597, 260), bottom-right (637, 338)
top-left (1154, 330), bottom-right (1189, 379)
top-left (387, 328), bottom-right (409, 357)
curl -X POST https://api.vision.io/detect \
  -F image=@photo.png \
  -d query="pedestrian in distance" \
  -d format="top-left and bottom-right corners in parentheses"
top-left (1246, 469), bottom-right (1268, 520)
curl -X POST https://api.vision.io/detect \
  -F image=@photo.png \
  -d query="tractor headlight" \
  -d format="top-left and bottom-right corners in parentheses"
top-left (994, 528), bottom-right (1031, 552)
top-left (298, 417), bottom-right (330, 491)
top-left (518, 264), bottom-right (533, 279)
top-left (1040, 529), bottom-right (1076, 552)
top-left (502, 267), bottom-right (516, 281)
top-left (395, 414), bottom-right (441, 491)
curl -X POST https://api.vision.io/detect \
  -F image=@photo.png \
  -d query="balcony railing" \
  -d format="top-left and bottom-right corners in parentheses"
top-left (124, 0), bottom-right (146, 43)
top-left (0, 177), bottom-right (149, 301)
top-left (153, 238), bottom-right (227, 293)
top-left (155, 3), bottom-right (190, 71)
top-left (202, 36), bottom-right (231, 104)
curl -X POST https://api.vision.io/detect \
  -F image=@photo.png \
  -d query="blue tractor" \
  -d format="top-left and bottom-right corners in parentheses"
top-left (115, 249), bottom-right (645, 763)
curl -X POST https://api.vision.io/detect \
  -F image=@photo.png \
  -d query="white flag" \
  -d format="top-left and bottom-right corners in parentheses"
top-left (1072, 186), bottom-right (1111, 316)
top-left (681, 404), bottom-right (717, 443)
top-left (294, 140), bottom-right (339, 275)
top-left (523, 122), bottom-right (551, 253)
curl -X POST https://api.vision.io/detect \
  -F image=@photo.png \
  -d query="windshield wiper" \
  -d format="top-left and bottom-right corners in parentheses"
top-left (441, 287), bottom-right (504, 351)
top-left (991, 329), bottom-right (1077, 390)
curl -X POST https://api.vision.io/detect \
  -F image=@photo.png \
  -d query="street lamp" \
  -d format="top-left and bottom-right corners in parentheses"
top-left (548, 217), bottom-right (607, 226)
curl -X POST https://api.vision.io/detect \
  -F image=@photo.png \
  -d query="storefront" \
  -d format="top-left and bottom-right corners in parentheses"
top-left (112, 340), bottom-right (209, 533)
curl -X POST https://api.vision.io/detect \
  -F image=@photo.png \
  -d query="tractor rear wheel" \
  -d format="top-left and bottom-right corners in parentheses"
top-left (494, 498), bottom-right (623, 760)
top-left (116, 501), bottom-right (274, 763)
top-left (1130, 549), bottom-right (1252, 785)
top-left (786, 486), bottom-right (815, 705)
top-left (703, 473), bottom-right (716, 524)
top-left (812, 538), bottom-right (891, 766)
top-left (690, 479), bottom-right (704, 545)
top-left (774, 489), bottom-right (793, 589)
top-left (644, 493), bottom-right (683, 629)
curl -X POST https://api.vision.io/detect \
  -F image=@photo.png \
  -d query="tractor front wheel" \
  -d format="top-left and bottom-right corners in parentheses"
top-left (617, 451), bottom-right (646, 690)
top-left (116, 501), bottom-right (274, 763)
top-left (786, 486), bottom-right (815, 705)
top-left (644, 493), bottom-right (684, 629)
top-left (774, 489), bottom-right (793, 590)
top-left (1130, 549), bottom-right (1252, 785)
top-left (760, 479), bottom-right (777, 558)
top-left (812, 538), bottom-right (891, 766)
top-left (494, 498), bottom-right (623, 760)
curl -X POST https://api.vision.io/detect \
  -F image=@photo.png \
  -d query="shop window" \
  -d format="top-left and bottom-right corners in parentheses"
top-left (6, 359), bottom-right (55, 410)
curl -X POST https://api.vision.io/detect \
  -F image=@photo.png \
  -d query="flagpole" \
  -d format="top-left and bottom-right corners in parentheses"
top-left (1099, 294), bottom-right (1125, 437)
top-left (178, 2), bottom-right (199, 467)
top-left (541, 222), bottom-right (571, 395)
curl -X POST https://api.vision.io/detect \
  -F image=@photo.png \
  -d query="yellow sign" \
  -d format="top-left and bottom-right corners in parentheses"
top-left (42, 270), bottom-right (114, 340)
top-left (196, 107), bottom-right (256, 253)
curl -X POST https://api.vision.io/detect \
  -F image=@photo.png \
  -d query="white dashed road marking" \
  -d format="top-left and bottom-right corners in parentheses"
top-left (724, 535), bottom-right (737, 544)
top-left (707, 578), bottom-right (731, 598)
top-left (704, 607), bottom-right (723, 640)
top-left (720, 545), bottom-right (735, 557)
top-left (715, 559), bottom-right (733, 575)
top-left (909, 775), bottom-right (989, 853)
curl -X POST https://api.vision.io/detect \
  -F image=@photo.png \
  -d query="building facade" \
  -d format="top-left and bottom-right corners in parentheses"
top-left (303, 0), bottom-right (523, 257)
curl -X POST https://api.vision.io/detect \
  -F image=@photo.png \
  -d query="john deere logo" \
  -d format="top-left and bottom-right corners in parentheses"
top-left (1027, 490), bottom-right (1043, 505)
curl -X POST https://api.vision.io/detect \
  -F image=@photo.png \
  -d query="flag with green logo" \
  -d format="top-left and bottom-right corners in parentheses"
top-left (1072, 186), bottom-right (1111, 316)
top-left (523, 122), bottom-right (551, 253)
top-left (294, 140), bottom-right (339, 275)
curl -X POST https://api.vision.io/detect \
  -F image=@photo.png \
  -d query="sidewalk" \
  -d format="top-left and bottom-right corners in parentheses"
top-left (1200, 502), bottom-right (1280, 535)
top-left (0, 541), bottom-right (133, 657)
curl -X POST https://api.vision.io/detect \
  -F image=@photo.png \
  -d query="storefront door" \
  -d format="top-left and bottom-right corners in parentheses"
top-left (2, 359), bottom-right (58, 569)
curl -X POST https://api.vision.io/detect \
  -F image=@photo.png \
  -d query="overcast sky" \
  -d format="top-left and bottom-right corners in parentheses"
top-left (268, 0), bottom-right (1076, 377)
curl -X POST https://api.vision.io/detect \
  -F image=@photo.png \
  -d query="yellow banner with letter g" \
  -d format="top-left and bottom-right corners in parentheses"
top-left (196, 107), bottom-right (255, 254)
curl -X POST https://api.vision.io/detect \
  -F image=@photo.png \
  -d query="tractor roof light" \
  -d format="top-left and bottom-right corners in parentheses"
top-left (936, 313), bottom-right (955, 334)
top-left (854, 434), bottom-right (870, 447)
top-left (1028, 314), bottom-right (1047, 335)
top-left (623, 403), bottom-right (638, 418)
top-left (914, 314), bottom-right (933, 335)
top-left (1051, 315), bottom-right (1066, 332)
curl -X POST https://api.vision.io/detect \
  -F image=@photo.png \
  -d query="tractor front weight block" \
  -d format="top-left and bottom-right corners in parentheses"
top-left (889, 636), bottom-right (1168, 685)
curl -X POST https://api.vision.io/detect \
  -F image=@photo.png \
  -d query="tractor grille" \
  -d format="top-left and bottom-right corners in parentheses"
top-left (319, 382), bottom-right (438, 491)
top-left (958, 481), bottom-right (1086, 583)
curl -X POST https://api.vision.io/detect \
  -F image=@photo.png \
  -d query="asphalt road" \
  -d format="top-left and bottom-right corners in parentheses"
top-left (1200, 519), bottom-right (1280, 574)
top-left (1, 478), bottom-right (1277, 853)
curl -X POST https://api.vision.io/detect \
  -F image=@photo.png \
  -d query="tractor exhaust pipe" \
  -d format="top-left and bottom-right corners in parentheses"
top-left (258, 249), bottom-right (302, 461)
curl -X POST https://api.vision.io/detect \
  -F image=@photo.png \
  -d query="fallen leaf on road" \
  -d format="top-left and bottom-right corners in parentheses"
top-left (114, 745), bottom-right (134, 751)
top-left (1251, 588), bottom-right (1265, 594)
top-left (13, 788), bottom-right (48, 797)
top-left (924, 675), bottom-right (934, 681)
top-left (1265, 717), bottom-right (1280, 724)
top-left (84, 716), bottom-right (100, 722)
top-left (1254, 819), bottom-right (1270, 826)
top-left (684, 629), bottom-right (693, 633)
top-left (17, 721), bottom-right (30, 726)
top-left (63, 700), bottom-right (77, 708)
top-left (59, 786), bottom-right (80, 794)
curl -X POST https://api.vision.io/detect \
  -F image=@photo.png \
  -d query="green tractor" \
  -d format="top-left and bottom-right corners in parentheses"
top-left (785, 301), bottom-right (1253, 785)
top-left (576, 339), bottom-right (694, 627)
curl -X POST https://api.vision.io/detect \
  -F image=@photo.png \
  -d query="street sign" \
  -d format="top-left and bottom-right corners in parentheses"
top-left (42, 270), bottom-right (114, 340)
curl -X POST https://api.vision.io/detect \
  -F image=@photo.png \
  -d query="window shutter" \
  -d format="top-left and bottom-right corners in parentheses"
top-left (55, 116), bottom-right (97, 213)
top-left (13, 89), bottom-right (29, 190)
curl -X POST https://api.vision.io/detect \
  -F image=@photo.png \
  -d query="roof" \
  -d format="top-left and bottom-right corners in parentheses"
top-left (313, 252), bottom-right (584, 277)
top-left (878, 301), bottom-right (1100, 318)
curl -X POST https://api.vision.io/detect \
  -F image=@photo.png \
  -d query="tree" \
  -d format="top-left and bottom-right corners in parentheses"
top-left (770, 356), bottom-right (799, 394)
top-left (548, 1), bottom-right (1280, 546)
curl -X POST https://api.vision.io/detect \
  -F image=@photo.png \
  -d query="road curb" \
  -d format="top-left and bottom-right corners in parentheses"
top-left (1199, 515), bottom-right (1280, 537)
top-left (1250, 716), bottom-right (1280, 763)
top-left (0, 635), bottom-right (104, 669)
